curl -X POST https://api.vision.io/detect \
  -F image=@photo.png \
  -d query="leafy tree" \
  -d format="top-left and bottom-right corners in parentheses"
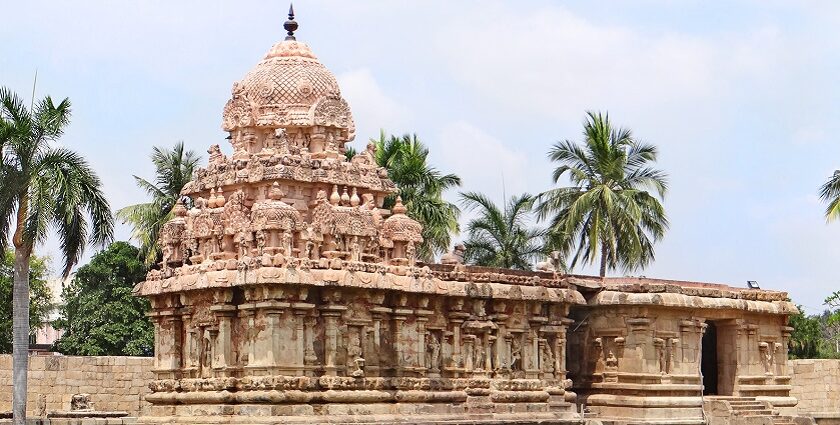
top-left (372, 131), bottom-right (461, 260)
top-left (824, 291), bottom-right (840, 355)
top-left (788, 305), bottom-right (823, 359)
top-left (460, 192), bottom-right (546, 270)
top-left (54, 242), bottom-right (152, 356)
top-left (536, 111), bottom-right (668, 277)
top-left (0, 250), bottom-right (51, 353)
top-left (116, 142), bottom-right (200, 264)
top-left (0, 87), bottom-right (113, 425)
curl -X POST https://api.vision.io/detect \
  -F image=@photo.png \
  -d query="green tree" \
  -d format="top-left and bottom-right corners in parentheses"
top-left (460, 192), bottom-right (546, 270)
top-left (0, 87), bottom-right (113, 425)
top-left (0, 250), bottom-right (51, 353)
top-left (372, 131), bottom-right (461, 260)
top-left (54, 242), bottom-right (152, 356)
top-left (536, 111), bottom-right (668, 277)
top-left (788, 305), bottom-right (823, 359)
top-left (824, 291), bottom-right (840, 355)
top-left (116, 142), bottom-right (200, 264)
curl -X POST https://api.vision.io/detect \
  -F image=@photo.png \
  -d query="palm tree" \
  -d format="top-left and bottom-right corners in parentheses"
top-left (116, 142), bottom-right (200, 264)
top-left (460, 192), bottom-right (546, 270)
top-left (0, 87), bottom-right (113, 425)
top-left (372, 131), bottom-right (461, 260)
top-left (819, 170), bottom-right (840, 221)
top-left (536, 111), bottom-right (668, 277)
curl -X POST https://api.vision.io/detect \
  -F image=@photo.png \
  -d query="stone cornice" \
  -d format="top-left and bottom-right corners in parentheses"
top-left (135, 263), bottom-right (585, 305)
top-left (589, 289), bottom-right (796, 315)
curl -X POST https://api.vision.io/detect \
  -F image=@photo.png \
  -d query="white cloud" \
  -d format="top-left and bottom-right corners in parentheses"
top-left (436, 121), bottom-right (532, 204)
top-left (432, 5), bottom-right (726, 122)
top-left (337, 69), bottom-right (412, 145)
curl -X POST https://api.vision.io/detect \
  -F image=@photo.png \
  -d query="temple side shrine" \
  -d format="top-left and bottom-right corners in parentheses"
top-left (134, 8), bottom-right (801, 425)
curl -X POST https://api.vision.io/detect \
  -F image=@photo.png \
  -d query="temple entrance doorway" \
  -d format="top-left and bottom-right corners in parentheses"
top-left (701, 321), bottom-right (718, 395)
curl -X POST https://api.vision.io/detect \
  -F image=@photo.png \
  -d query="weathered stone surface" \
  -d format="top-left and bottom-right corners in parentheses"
top-left (788, 359), bottom-right (840, 415)
top-left (0, 355), bottom-right (153, 417)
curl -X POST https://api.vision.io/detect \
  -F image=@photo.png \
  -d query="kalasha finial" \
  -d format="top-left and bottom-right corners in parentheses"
top-left (393, 196), bottom-right (407, 215)
top-left (284, 4), bottom-right (298, 41)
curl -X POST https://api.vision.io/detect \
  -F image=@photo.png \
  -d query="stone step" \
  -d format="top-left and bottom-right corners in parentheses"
top-left (705, 396), bottom-right (757, 401)
top-left (773, 415), bottom-right (798, 425)
top-left (729, 402), bottom-right (768, 409)
top-left (728, 399), bottom-right (764, 405)
top-left (733, 409), bottom-right (777, 416)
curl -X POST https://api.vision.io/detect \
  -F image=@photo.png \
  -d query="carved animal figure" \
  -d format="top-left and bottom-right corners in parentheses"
top-left (441, 243), bottom-right (466, 265)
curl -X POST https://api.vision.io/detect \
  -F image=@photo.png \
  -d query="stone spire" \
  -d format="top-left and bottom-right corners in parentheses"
top-left (284, 4), bottom-right (298, 41)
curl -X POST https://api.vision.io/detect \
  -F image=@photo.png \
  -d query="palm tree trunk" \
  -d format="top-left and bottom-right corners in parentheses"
top-left (599, 243), bottom-right (608, 278)
top-left (12, 246), bottom-right (30, 425)
top-left (12, 198), bottom-right (30, 425)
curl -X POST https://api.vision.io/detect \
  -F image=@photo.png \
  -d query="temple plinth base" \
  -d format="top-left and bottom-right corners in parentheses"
top-left (138, 403), bottom-right (584, 425)
top-left (141, 376), bottom-right (582, 424)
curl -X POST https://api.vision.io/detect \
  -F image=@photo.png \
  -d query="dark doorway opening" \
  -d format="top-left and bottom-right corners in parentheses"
top-left (701, 321), bottom-right (718, 395)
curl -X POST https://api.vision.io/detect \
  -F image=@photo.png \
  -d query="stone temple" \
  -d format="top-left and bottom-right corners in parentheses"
top-left (133, 9), bottom-right (806, 425)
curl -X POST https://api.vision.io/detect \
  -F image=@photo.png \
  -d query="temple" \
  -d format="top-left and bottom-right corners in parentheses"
top-left (133, 8), bottom-right (805, 425)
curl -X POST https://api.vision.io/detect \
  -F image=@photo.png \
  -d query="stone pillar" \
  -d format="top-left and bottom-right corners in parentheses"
top-left (448, 304), bottom-right (470, 375)
top-left (416, 307), bottom-right (432, 372)
top-left (392, 306), bottom-right (412, 376)
top-left (320, 304), bottom-right (347, 376)
top-left (150, 314), bottom-right (161, 370)
top-left (292, 302), bottom-right (315, 376)
top-left (238, 307), bottom-right (257, 367)
top-left (527, 315), bottom-right (546, 379)
top-left (481, 332), bottom-right (491, 372)
top-left (160, 312), bottom-right (183, 376)
top-left (179, 307), bottom-right (195, 375)
top-left (494, 311), bottom-right (509, 374)
top-left (627, 317), bottom-right (652, 373)
top-left (210, 304), bottom-right (236, 371)
top-left (185, 325), bottom-right (199, 375)
top-left (303, 316), bottom-right (318, 375)
top-left (464, 335), bottom-right (475, 372)
top-left (370, 306), bottom-right (391, 375)
top-left (253, 299), bottom-right (290, 370)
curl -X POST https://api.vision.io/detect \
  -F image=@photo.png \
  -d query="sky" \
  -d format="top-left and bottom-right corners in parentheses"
top-left (2, 0), bottom-right (840, 313)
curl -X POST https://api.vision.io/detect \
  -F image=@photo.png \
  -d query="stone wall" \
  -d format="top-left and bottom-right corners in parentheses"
top-left (788, 359), bottom-right (840, 414)
top-left (0, 355), bottom-right (153, 417)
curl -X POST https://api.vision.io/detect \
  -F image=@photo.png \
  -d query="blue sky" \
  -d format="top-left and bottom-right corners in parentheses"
top-left (2, 1), bottom-right (839, 313)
